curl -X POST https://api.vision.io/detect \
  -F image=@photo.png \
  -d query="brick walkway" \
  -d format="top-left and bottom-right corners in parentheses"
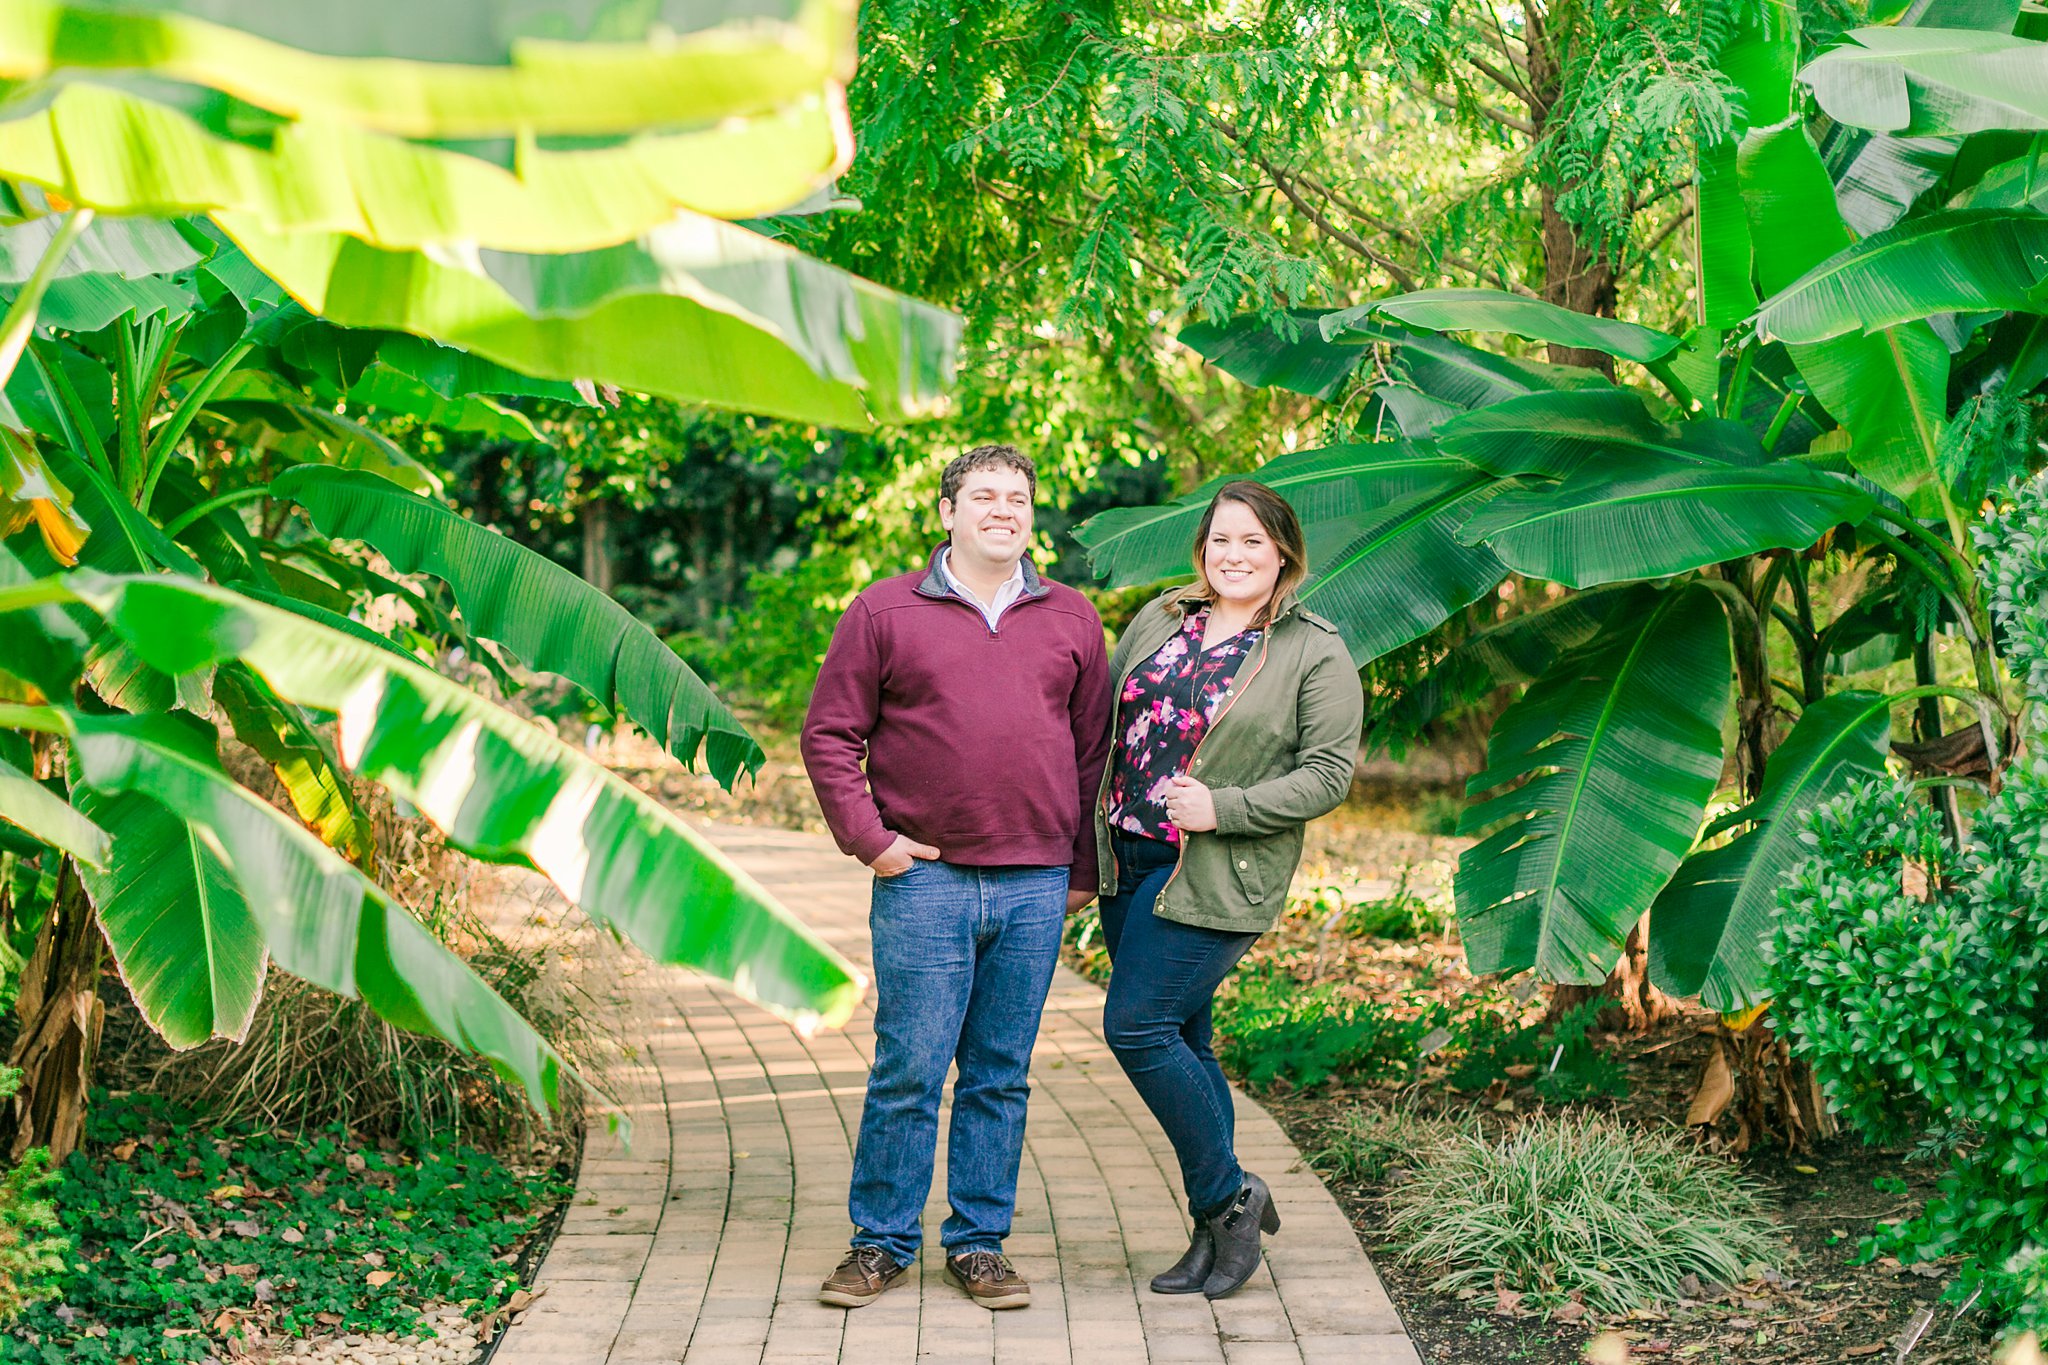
top-left (492, 824), bottom-right (1418, 1365)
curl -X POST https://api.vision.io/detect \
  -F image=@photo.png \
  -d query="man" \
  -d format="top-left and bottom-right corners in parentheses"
top-left (802, 444), bottom-right (1110, 1312)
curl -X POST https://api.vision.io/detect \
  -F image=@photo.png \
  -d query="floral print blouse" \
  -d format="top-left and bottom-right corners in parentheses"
top-left (1106, 607), bottom-right (1263, 843)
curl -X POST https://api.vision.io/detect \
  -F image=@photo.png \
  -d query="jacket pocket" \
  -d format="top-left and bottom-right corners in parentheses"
top-left (1226, 839), bottom-right (1268, 905)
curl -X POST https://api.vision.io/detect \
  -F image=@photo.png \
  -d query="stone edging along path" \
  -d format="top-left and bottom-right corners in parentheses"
top-left (490, 823), bottom-right (1420, 1365)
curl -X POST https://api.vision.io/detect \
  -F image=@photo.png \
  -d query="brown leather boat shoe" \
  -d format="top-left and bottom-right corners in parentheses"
top-left (945, 1250), bottom-right (1031, 1310)
top-left (819, 1245), bottom-right (909, 1308)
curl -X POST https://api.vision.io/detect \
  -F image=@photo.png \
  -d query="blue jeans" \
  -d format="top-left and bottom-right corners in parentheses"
top-left (1100, 833), bottom-right (1261, 1219)
top-left (849, 859), bottom-right (1067, 1264)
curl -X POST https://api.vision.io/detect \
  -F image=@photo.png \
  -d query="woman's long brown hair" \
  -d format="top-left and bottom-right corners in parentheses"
top-left (1185, 480), bottom-right (1309, 628)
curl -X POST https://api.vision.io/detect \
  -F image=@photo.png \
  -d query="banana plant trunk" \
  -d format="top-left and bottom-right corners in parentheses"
top-left (2, 861), bottom-right (103, 1163)
top-left (1545, 916), bottom-right (1676, 1032)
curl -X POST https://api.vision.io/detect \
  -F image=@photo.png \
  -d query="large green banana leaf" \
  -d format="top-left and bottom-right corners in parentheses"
top-left (0, 753), bottom-right (105, 865)
top-left (1324, 289), bottom-right (1682, 366)
top-left (0, 0), bottom-right (852, 138)
top-left (1456, 462), bottom-right (1874, 589)
top-left (272, 466), bottom-right (764, 786)
top-left (1648, 690), bottom-right (1894, 1009)
top-left (68, 712), bottom-right (571, 1114)
top-left (1809, 1), bottom-right (2015, 234)
top-left (0, 213), bottom-right (199, 283)
top-left (1802, 27), bottom-right (2048, 136)
top-left (1456, 584), bottom-right (1732, 982)
top-left (1296, 473), bottom-right (1514, 666)
top-left (1074, 442), bottom-right (1468, 588)
top-left (1380, 583), bottom-right (1657, 741)
top-left (1753, 209), bottom-right (2048, 344)
top-left (66, 571), bottom-right (865, 1031)
top-left (1434, 389), bottom-right (1765, 480)
top-left (72, 780), bottom-right (266, 1050)
top-left (220, 213), bottom-right (960, 430)
top-left (1177, 311), bottom-right (1610, 410)
top-left (1696, 141), bottom-right (1760, 328)
top-left (1176, 310), bottom-right (1364, 401)
top-left (0, 79), bottom-right (846, 253)
top-left (1739, 121), bottom-right (1953, 519)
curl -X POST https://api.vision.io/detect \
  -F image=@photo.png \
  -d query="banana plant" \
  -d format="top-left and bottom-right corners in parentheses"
top-left (1076, 0), bottom-right (2042, 1019)
top-left (0, 2), bottom-right (966, 1160)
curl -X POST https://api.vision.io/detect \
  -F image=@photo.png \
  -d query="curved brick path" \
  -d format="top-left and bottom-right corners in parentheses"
top-left (491, 823), bottom-right (1419, 1365)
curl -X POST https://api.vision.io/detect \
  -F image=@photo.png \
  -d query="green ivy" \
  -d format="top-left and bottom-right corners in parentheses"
top-left (1, 1093), bottom-right (570, 1364)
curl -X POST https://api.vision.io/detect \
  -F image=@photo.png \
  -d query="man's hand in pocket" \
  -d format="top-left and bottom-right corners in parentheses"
top-left (1066, 889), bottom-right (1098, 914)
top-left (869, 834), bottom-right (941, 877)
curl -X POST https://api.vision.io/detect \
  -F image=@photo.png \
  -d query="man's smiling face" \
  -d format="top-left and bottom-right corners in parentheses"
top-left (940, 466), bottom-right (1035, 570)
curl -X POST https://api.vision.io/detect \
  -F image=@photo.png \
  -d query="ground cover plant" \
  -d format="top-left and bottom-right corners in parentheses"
top-left (0, 1091), bottom-right (567, 1364)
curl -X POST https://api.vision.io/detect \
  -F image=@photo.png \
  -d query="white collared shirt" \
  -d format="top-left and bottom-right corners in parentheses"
top-left (939, 548), bottom-right (1027, 630)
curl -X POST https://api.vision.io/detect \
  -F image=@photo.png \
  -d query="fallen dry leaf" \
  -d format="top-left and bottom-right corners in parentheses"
top-left (1846, 1346), bottom-right (1885, 1358)
top-left (208, 1185), bottom-right (246, 1201)
top-left (110, 1139), bottom-right (136, 1161)
top-left (365, 1270), bottom-right (396, 1288)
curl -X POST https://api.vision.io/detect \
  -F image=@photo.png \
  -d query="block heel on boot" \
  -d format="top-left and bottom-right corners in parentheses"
top-left (1200, 1171), bottom-right (1277, 1300)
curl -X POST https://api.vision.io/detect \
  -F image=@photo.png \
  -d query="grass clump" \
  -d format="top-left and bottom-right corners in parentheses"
top-left (1309, 1103), bottom-right (1456, 1185)
top-left (1385, 1112), bottom-right (1781, 1317)
top-left (137, 889), bottom-right (594, 1150)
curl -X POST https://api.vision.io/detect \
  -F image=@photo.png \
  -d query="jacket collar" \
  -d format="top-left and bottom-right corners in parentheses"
top-left (1167, 582), bottom-right (1302, 626)
top-left (916, 542), bottom-right (1049, 601)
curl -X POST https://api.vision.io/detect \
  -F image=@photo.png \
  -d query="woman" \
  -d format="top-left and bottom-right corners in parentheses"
top-left (1091, 481), bottom-right (1363, 1299)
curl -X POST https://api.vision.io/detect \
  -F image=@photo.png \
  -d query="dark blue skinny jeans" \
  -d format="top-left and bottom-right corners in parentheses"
top-left (1099, 833), bottom-right (1261, 1220)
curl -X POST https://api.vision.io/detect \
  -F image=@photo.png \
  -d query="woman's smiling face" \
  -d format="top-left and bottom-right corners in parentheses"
top-left (1202, 498), bottom-right (1281, 611)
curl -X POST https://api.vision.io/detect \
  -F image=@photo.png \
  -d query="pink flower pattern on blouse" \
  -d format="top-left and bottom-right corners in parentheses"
top-left (1105, 607), bottom-right (1261, 843)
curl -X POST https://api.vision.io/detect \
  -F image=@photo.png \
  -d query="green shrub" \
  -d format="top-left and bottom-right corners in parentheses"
top-left (1386, 1112), bottom-right (1781, 1316)
top-left (1411, 790), bottom-right (1466, 837)
top-left (1213, 963), bottom-right (1425, 1090)
top-left (1770, 471), bottom-right (2048, 1341)
top-left (1309, 1102), bottom-right (1456, 1185)
top-left (0, 1074), bottom-right (66, 1327)
top-left (1338, 869), bottom-right (1449, 941)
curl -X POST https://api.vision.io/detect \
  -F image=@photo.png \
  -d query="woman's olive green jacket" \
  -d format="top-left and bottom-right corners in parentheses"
top-left (1091, 586), bottom-right (1365, 934)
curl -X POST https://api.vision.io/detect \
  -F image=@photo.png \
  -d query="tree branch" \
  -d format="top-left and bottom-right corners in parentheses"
top-left (1400, 79), bottom-right (1538, 138)
top-left (1259, 156), bottom-right (1420, 290)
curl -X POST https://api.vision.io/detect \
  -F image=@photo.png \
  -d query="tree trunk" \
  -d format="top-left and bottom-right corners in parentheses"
top-left (1546, 916), bottom-right (1677, 1032)
top-left (1539, 191), bottom-right (1620, 377)
top-left (2, 863), bottom-right (103, 1163)
top-left (580, 498), bottom-right (614, 596)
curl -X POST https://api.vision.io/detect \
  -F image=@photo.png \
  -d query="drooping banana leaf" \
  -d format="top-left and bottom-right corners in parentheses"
top-left (0, 0), bottom-right (854, 138)
top-left (219, 212), bottom-right (960, 430)
top-left (72, 780), bottom-right (266, 1050)
top-left (1802, 27), bottom-right (2048, 137)
top-left (1696, 140), bottom-right (1760, 328)
top-left (1434, 389), bottom-right (1766, 480)
top-left (272, 466), bottom-right (764, 785)
top-left (1648, 689), bottom-right (1894, 1009)
top-left (1324, 289), bottom-right (1682, 366)
top-left (1295, 473), bottom-right (1515, 666)
top-left (1456, 584), bottom-right (1733, 983)
top-left (1753, 209), bottom-right (2048, 344)
top-left (1176, 309), bottom-right (1365, 401)
top-left (1457, 461), bottom-right (1875, 589)
top-left (0, 79), bottom-right (848, 252)
top-left (0, 536), bottom-right (85, 698)
top-left (0, 753), bottom-right (106, 866)
top-left (67, 571), bottom-right (864, 1031)
top-left (69, 711), bottom-right (573, 1115)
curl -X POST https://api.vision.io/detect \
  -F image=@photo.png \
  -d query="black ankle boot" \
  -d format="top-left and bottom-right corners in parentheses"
top-left (1149, 1225), bottom-right (1214, 1294)
top-left (1200, 1171), bottom-right (1282, 1299)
